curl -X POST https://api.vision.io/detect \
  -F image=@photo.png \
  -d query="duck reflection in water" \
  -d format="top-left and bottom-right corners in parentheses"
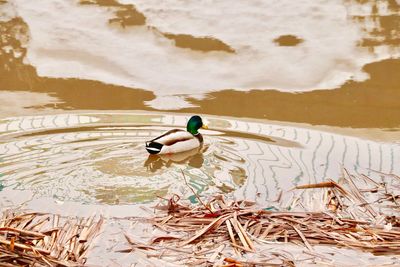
top-left (144, 147), bottom-right (206, 172)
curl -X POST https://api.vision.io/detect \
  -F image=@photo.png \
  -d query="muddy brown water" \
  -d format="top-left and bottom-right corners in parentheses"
top-left (0, 0), bottom-right (399, 210)
top-left (0, 0), bottom-right (400, 265)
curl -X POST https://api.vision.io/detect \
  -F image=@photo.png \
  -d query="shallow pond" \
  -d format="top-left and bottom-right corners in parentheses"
top-left (1, 112), bottom-right (398, 213)
top-left (1, 0), bottom-right (400, 265)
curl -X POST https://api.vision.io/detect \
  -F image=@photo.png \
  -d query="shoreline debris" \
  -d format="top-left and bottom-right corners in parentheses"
top-left (121, 170), bottom-right (400, 266)
top-left (0, 210), bottom-right (103, 266)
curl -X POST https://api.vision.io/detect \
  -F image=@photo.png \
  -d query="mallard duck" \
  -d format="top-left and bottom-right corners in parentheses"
top-left (145, 115), bottom-right (207, 155)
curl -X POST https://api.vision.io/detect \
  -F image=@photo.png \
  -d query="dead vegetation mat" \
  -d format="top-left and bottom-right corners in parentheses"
top-left (121, 170), bottom-right (400, 266)
top-left (0, 210), bottom-right (103, 266)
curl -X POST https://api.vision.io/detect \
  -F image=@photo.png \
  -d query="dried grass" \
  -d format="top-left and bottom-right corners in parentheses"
top-left (120, 170), bottom-right (400, 266)
top-left (0, 210), bottom-right (103, 266)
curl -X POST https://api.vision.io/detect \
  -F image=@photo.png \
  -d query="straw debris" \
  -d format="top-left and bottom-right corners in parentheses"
top-left (0, 210), bottom-right (103, 266)
top-left (121, 170), bottom-right (400, 265)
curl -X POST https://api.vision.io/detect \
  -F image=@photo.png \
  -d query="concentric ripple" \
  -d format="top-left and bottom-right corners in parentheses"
top-left (0, 113), bottom-right (399, 206)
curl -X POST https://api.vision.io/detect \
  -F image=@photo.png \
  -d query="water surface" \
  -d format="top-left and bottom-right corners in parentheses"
top-left (1, 112), bottom-right (398, 210)
top-left (1, 0), bottom-right (400, 124)
top-left (0, 1), bottom-right (400, 264)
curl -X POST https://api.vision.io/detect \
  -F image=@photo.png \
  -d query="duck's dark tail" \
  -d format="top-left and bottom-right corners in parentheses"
top-left (145, 141), bottom-right (163, 154)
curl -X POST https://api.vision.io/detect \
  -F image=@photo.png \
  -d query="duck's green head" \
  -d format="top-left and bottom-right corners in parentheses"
top-left (187, 115), bottom-right (207, 135)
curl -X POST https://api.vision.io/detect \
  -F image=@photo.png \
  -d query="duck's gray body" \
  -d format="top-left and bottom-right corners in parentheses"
top-left (146, 129), bottom-right (203, 155)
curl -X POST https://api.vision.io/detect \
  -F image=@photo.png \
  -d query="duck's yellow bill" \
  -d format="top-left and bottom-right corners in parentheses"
top-left (201, 124), bottom-right (208, 129)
